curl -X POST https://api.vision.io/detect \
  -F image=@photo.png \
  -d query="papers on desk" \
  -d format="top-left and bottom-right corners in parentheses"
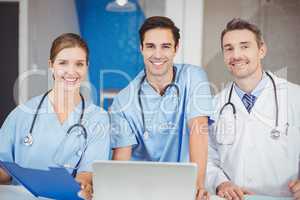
top-left (244, 195), bottom-right (292, 200)
top-left (0, 185), bottom-right (52, 200)
top-left (211, 195), bottom-right (292, 200)
top-left (0, 161), bottom-right (82, 200)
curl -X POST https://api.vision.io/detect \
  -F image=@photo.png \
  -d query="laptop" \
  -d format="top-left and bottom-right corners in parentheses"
top-left (92, 160), bottom-right (198, 200)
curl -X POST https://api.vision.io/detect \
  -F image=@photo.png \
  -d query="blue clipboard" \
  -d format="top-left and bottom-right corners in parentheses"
top-left (0, 161), bottom-right (82, 200)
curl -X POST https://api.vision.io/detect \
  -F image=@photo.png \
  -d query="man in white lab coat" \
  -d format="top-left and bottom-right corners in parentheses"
top-left (206, 18), bottom-right (300, 200)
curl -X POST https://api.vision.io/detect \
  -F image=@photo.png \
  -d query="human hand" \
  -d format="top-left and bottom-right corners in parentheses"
top-left (196, 187), bottom-right (210, 200)
top-left (0, 168), bottom-right (11, 184)
top-left (216, 181), bottom-right (254, 200)
top-left (76, 172), bottom-right (93, 200)
top-left (77, 181), bottom-right (93, 200)
top-left (289, 179), bottom-right (300, 200)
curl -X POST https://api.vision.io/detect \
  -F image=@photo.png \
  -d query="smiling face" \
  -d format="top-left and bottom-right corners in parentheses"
top-left (49, 47), bottom-right (87, 92)
top-left (140, 28), bottom-right (178, 81)
top-left (222, 29), bottom-right (266, 81)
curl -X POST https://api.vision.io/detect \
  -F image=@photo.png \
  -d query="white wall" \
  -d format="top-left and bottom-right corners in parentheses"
top-left (140, 0), bottom-right (204, 67)
top-left (139, 0), bottom-right (165, 17)
top-left (165, 0), bottom-right (204, 66)
top-left (22, 0), bottom-right (300, 99)
top-left (24, 0), bottom-right (79, 100)
top-left (203, 0), bottom-right (300, 93)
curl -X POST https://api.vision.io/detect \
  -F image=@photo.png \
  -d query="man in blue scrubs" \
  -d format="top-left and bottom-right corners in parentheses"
top-left (110, 16), bottom-right (213, 199)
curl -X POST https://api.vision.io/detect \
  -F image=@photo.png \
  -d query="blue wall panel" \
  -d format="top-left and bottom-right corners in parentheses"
top-left (75, 0), bottom-right (145, 105)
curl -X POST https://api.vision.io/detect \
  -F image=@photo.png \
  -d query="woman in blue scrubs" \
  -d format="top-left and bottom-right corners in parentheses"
top-left (0, 33), bottom-right (110, 193)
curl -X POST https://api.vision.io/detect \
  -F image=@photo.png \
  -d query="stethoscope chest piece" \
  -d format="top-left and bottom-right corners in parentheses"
top-left (270, 128), bottom-right (281, 140)
top-left (217, 72), bottom-right (286, 143)
top-left (23, 134), bottom-right (33, 146)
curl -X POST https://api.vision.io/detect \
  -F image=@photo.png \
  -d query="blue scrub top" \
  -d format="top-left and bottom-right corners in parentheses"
top-left (0, 94), bottom-right (110, 174)
top-left (110, 64), bottom-right (213, 162)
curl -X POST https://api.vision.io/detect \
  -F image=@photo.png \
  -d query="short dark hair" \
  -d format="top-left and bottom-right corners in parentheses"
top-left (221, 18), bottom-right (263, 49)
top-left (139, 16), bottom-right (180, 48)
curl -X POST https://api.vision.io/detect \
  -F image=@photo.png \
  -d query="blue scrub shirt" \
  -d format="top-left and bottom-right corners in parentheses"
top-left (110, 64), bottom-right (213, 162)
top-left (0, 94), bottom-right (110, 173)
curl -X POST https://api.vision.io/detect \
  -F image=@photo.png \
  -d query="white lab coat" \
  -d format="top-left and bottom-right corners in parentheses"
top-left (206, 72), bottom-right (300, 197)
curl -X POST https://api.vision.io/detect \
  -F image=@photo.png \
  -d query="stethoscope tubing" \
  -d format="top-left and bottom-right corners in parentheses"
top-left (217, 71), bottom-right (279, 144)
top-left (137, 67), bottom-right (182, 161)
top-left (25, 90), bottom-right (87, 177)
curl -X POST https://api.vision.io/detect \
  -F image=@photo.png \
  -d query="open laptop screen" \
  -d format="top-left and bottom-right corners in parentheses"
top-left (92, 161), bottom-right (198, 200)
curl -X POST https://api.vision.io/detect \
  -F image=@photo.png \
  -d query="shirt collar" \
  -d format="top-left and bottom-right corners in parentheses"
top-left (141, 66), bottom-right (178, 95)
top-left (233, 71), bottom-right (269, 99)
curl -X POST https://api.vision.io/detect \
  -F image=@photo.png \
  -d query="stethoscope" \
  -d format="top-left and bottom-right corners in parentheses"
top-left (137, 67), bottom-right (182, 161)
top-left (216, 71), bottom-right (287, 145)
top-left (23, 90), bottom-right (88, 177)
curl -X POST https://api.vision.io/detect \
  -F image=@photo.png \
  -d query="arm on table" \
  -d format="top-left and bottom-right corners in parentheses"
top-left (206, 124), bottom-right (253, 200)
top-left (289, 179), bottom-right (300, 200)
top-left (0, 167), bottom-right (11, 184)
top-left (76, 172), bottom-right (93, 200)
top-left (189, 116), bottom-right (209, 199)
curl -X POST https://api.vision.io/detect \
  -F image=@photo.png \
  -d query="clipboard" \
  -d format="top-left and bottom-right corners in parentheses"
top-left (0, 161), bottom-right (82, 200)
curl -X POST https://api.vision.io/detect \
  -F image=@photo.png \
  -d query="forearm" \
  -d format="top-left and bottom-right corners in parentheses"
top-left (112, 146), bottom-right (132, 160)
top-left (190, 133), bottom-right (208, 188)
top-left (188, 116), bottom-right (208, 188)
top-left (206, 143), bottom-right (230, 192)
top-left (0, 167), bottom-right (11, 184)
top-left (206, 160), bottom-right (230, 193)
